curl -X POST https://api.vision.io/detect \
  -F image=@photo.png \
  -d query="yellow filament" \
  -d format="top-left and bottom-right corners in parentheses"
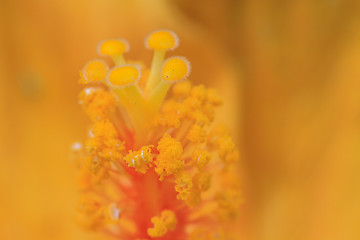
top-left (144, 30), bottom-right (178, 94)
top-left (146, 57), bottom-right (191, 116)
top-left (145, 49), bottom-right (166, 94)
top-left (106, 65), bottom-right (147, 134)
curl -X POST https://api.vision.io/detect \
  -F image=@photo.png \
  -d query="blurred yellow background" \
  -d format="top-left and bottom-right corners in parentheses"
top-left (1, 0), bottom-right (360, 239)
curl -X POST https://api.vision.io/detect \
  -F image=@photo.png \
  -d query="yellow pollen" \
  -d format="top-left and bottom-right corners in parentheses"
top-left (161, 57), bottom-right (190, 82)
top-left (124, 145), bottom-right (153, 173)
top-left (145, 30), bottom-right (179, 50)
top-left (194, 171), bottom-right (211, 192)
top-left (175, 173), bottom-right (193, 200)
top-left (192, 149), bottom-right (211, 169)
top-left (80, 60), bottom-right (109, 84)
top-left (155, 134), bottom-right (184, 180)
top-left (147, 210), bottom-right (177, 238)
top-left (78, 88), bottom-right (117, 122)
top-left (92, 120), bottom-right (118, 138)
top-left (172, 80), bottom-right (192, 98)
top-left (187, 124), bottom-right (207, 143)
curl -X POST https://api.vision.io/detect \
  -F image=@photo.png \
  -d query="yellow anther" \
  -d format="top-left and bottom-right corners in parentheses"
top-left (98, 138), bottom-right (125, 162)
top-left (79, 87), bottom-right (117, 121)
top-left (193, 171), bottom-right (211, 191)
top-left (218, 135), bottom-right (235, 159)
top-left (84, 155), bottom-right (103, 174)
top-left (186, 187), bottom-right (201, 207)
top-left (154, 113), bottom-right (181, 128)
top-left (124, 145), bottom-right (153, 173)
top-left (80, 60), bottom-right (109, 84)
top-left (97, 39), bottom-right (129, 65)
top-left (155, 134), bottom-right (184, 180)
top-left (175, 173), bottom-right (193, 200)
top-left (202, 103), bottom-right (215, 122)
top-left (147, 210), bottom-right (177, 238)
top-left (76, 197), bottom-right (102, 229)
top-left (161, 57), bottom-right (190, 82)
top-left (187, 124), bottom-right (206, 144)
top-left (206, 124), bottom-right (228, 148)
top-left (92, 120), bottom-right (118, 138)
top-left (183, 96), bottom-right (202, 110)
top-left (172, 80), bottom-right (192, 98)
top-left (215, 189), bottom-right (242, 218)
top-left (192, 149), bottom-right (210, 169)
top-left (189, 111), bottom-right (210, 126)
top-left (145, 30), bottom-right (179, 50)
top-left (154, 101), bottom-right (189, 128)
top-left (190, 85), bottom-right (207, 102)
top-left (107, 65), bottom-right (140, 88)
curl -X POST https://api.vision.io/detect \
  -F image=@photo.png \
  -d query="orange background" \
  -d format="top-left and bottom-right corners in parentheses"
top-left (1, 0), bottom-right (360, 239)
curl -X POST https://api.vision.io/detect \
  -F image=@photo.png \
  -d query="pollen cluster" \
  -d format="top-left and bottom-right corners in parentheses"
top-left (72, 30), bottom-right (242, 239)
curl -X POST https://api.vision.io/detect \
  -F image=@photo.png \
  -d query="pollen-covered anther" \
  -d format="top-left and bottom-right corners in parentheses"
top-left (145, 30), bottom-right (179, 51)
top-left (190, 85), bottom-right (207, 102)
top-left (215, 189), bottom-right (242, 218)
top-left (92, 120), bottom-right (118, 138)
top-left (147, 210), bottom-right (177, 238)
top-left (98, 138), bottom-right (125, 162)
top-left (155, 134), bottom-right (184, 180)
top-left (79, 87), bottom-right (117, 121)
top-left (79, 60), bottom-right (109, 84)
top-left (193, 171), bottom-right (211, 191)
top-left (76, 198), bottom-right (102, 229)
top-left (192, 148), bottom-right (211, 169)
top-left (124, 145), bottom-right (153, 173)
top-left (97, 39), bottom-right (129, 65)
top-left (218, 135), bottom-right (236, 159)
top-left (172, 80), bottom-right (193, 98)
top-left (187, 124), bottom-right (207, 144)
top-left (175, 173), bottom-right (193, 200)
